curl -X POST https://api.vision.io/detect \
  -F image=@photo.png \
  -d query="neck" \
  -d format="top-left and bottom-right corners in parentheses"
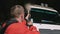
top-left (15, 17), bottom-right (22, 23)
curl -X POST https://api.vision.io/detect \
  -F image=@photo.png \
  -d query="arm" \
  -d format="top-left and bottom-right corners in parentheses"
top-left (26, 20), bottom-right (40, 34)
top-left (26, 26), bottom-right (40, 34)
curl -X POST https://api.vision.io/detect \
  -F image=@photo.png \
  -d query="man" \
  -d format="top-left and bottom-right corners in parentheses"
top-left (2, 5), bottom-right (40, 34)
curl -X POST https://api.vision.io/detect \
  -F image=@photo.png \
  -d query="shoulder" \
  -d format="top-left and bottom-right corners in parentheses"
top-left (5, 23), bottom-right (20, 33)
top-left (6, 23), bottom-right (20, 29)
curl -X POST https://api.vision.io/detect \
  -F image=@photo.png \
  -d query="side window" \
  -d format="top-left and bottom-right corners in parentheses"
top-left (30, 8), bottom-right (60, 25)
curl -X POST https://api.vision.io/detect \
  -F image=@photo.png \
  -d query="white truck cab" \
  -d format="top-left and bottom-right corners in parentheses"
top-left (26, 4), bottom-right (60, 32)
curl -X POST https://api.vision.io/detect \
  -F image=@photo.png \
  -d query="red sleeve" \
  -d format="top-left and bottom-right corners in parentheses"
top-left (25, 31), bottom-right (40, 34)
top-left (29, 26), bottom-right (37, 31)
top-left (25, 26), bottom-right (40, 34)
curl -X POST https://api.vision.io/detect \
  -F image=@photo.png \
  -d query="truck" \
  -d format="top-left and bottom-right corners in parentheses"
top-left (26, 3), bottom-right (60, 34)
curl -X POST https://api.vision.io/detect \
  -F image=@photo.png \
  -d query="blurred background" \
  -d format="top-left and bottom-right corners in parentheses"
top-left (0, 0), bottom-right (60, 24)
top-left (0, 0), bottom-right (60, 34)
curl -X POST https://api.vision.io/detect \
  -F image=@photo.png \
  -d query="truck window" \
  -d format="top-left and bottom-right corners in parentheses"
top-left (30, 8), bottom-right (60, 25)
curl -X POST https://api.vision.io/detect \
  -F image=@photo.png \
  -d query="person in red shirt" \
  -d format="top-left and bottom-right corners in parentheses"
top-left (2, 5), bottom-right (40, 34)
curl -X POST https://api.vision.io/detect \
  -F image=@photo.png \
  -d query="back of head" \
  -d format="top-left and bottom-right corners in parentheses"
top-left (10, 5), bottom-right (24, 18)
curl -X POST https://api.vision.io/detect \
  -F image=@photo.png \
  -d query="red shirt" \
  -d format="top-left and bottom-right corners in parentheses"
top-left (3, 20), bottom-right (40, 34)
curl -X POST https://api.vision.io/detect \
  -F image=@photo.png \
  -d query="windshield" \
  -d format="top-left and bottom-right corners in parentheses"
top-left (31, 8), bottom-right (60, 25)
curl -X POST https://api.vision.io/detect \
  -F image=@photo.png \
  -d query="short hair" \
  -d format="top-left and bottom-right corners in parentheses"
top-left (10, 5), bottom-right (24, 17)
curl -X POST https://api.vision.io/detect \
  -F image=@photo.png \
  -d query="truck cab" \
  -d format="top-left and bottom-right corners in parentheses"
top-left (26, 4), bottom-right (60, 34)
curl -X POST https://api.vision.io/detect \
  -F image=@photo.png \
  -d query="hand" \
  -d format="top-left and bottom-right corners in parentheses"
top-left (27, 21), bottom-right (33, 26)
